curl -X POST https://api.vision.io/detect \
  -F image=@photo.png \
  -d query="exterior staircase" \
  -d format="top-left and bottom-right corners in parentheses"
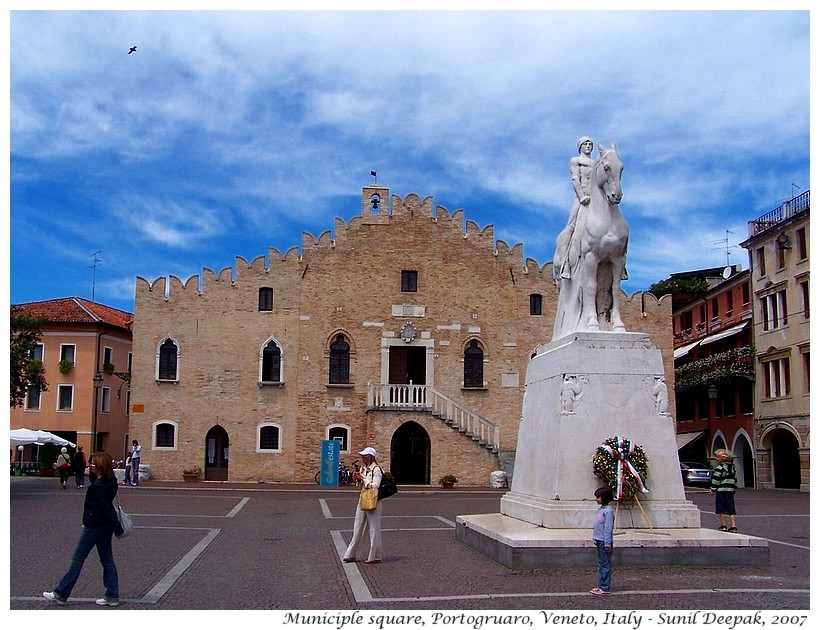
top-left (367, 383), bottom-right (500, 453)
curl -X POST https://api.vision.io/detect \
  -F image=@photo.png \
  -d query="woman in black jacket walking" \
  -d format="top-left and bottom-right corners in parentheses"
top-left (43, 451), bottom-right (125, 606)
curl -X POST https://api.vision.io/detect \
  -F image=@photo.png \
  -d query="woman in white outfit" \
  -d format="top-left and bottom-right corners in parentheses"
top-left (343, 447), bottom-right (383, 564)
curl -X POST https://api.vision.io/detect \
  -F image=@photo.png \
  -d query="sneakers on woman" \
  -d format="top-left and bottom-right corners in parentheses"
top-left (43, 591), bottom-right (67, 605)
top-left (96, 597), bottom-right (120, 606)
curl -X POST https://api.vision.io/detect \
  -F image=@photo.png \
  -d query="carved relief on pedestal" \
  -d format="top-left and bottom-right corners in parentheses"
top-left (559, 374), bottom-right (586, 415)
top-left (644, 375), bottom-right (670, 416)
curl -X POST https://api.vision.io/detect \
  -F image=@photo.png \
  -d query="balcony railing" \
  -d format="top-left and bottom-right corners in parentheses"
top-left (675, 346), bottom-right (755, 391)
top-left (367, 382), bottom-right (429, 408)
top-left (366, 383), bottom-right (500, 451)
top-left (748, 190), bottom-right (810, 237)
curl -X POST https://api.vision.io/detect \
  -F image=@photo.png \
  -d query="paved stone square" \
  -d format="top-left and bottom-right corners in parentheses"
top-left (9, 477), bottom-right (809, 611)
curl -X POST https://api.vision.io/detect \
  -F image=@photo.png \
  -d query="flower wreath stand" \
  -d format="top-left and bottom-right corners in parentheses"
top-left (593, 435), bottom-right (653, 529)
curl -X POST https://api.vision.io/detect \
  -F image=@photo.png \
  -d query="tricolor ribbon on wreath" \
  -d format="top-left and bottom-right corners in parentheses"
top-left (601, 436), bottom-right (649, 500)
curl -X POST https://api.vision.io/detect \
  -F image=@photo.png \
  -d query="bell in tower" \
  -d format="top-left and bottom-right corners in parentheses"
top-left (362, 182), bottom-right (389, 222)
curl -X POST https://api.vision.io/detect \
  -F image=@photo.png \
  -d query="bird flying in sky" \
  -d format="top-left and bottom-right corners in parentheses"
top-left (128, 46), bottom-right (137, 54)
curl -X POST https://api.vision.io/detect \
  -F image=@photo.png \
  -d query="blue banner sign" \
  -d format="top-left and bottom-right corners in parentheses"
top-left (320, 439), bottom-right (340, 487)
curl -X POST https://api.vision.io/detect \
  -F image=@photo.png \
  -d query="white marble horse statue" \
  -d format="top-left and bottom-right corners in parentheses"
top-left (552, 142), bottom-right (629, 338)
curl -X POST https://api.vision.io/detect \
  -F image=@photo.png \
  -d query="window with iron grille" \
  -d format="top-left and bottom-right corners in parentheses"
top-left (530, 293), bottom-right (542, 316)
top-left (329, 334), bottom-right (350, 384)
top-left (155, 423), bottom-right (176, 448)
top-left (464, 340), bottom-right (484, 388)
top-left (259, 425), bottom-right (280, 451)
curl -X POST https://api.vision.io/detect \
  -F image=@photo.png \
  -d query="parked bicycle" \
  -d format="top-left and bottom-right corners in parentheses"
top-left (314, 460), bottom-right (360, 485)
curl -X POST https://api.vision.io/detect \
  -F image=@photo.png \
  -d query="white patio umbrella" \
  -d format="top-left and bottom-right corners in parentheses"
top-left (10, 428), bottom-right (76, 448)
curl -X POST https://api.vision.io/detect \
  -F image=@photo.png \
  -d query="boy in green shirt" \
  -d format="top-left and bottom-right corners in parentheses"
top-left (710, 448), bottom-right (738, 533)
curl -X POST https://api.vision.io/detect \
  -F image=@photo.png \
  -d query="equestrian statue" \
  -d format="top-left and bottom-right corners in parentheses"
top-left (552, 138), bottom-right (629, 339)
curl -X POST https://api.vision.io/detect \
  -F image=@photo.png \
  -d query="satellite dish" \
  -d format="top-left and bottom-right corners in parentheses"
top-left (722, 266), bottom-right (732, 279)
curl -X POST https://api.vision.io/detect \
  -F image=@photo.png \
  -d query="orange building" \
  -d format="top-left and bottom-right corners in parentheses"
top-left (10, 298), bottom-right (134, 468)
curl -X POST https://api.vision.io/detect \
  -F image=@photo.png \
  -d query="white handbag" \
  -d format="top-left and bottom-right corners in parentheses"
top-left (115, 500), bottom-right (133, 538)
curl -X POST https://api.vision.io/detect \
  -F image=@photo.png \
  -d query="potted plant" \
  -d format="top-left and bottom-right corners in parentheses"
top-left (438, 474), bottom-right (458, 489)
top-left (103, 362), bottom-right (115, 374)
top-left (58, 359), bottom-right (74, 374)
top-left (182, 466), bottom-right (201, 482)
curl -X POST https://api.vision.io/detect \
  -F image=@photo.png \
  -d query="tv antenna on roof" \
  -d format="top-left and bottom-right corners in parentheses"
top-left (711, 230), bottom-right (736, 267)
top-left (90, 250), bottom-right (102, 302)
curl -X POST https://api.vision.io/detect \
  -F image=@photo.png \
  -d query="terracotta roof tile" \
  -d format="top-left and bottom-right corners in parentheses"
top-left (12, 297), bottom-right (133, 331)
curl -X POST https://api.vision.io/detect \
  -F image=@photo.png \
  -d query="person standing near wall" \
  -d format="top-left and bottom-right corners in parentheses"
top-left (129, 440), bottom-right (141, 486)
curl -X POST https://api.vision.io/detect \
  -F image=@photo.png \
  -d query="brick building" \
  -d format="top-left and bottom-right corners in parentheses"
top-left (740, 190), bottom-right (810, 490)
top-left (10, 298), bottom-right (134, 464)
top-left (128, 186), bottom-right (674, 485)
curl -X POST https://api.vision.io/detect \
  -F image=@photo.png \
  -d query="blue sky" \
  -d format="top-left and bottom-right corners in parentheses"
top-left (8, 8), bottom-right (811, 314)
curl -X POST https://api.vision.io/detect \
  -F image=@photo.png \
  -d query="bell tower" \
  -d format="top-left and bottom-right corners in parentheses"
top-left (362, 184), bottom-right (389, 223)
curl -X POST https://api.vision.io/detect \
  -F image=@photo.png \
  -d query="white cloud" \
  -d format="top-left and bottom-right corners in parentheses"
top-left (9, 10), bottom-right (810, 312)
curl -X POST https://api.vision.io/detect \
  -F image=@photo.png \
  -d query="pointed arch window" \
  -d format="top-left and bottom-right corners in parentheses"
top-left (260, 339), bottom-right (282, 384)
top-left (157, 338), bottom-right (179, 381)
top-left (464, 339), bottom-right (484, 388)
top-left (329, 334), bottom-right (351, 384)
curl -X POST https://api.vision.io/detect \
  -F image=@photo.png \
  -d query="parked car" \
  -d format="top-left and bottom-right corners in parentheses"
top-left (680, 461), bottom-right (713, 487)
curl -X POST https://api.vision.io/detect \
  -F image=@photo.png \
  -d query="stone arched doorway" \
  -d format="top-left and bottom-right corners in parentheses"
top-left (205, 425), bottom-right (229, 481)
top-left (771, 429), bottom-right (800, 489)
top-left (390, 421), bottom-right (430, 485)
top-left (737, 438), bottom-right (755, 488)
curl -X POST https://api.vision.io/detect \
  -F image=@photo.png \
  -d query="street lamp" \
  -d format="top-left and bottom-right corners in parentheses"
top-left (92, 372), bottom-right (104, 451)
top-left (707, 384), bottom-right (718, 399)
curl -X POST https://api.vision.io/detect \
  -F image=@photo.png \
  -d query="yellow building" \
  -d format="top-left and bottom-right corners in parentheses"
top-left (129, 186), bottom-right (674, 484)
top-left (741, 190), bottom-right (810, 490)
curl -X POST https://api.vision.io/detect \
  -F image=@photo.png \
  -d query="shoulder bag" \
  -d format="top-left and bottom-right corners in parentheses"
top-left (377, 468), bottom-right (398, 500)
top-left (115, 499), bottom-right (133, 538)
top-left (359, 488), bottom-right (378, 511)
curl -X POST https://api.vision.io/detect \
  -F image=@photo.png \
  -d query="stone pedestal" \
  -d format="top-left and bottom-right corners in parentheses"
top-left (501, 331), bottom-right (699, 529)
top-left (456, 332), bottom-right (769, 567)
